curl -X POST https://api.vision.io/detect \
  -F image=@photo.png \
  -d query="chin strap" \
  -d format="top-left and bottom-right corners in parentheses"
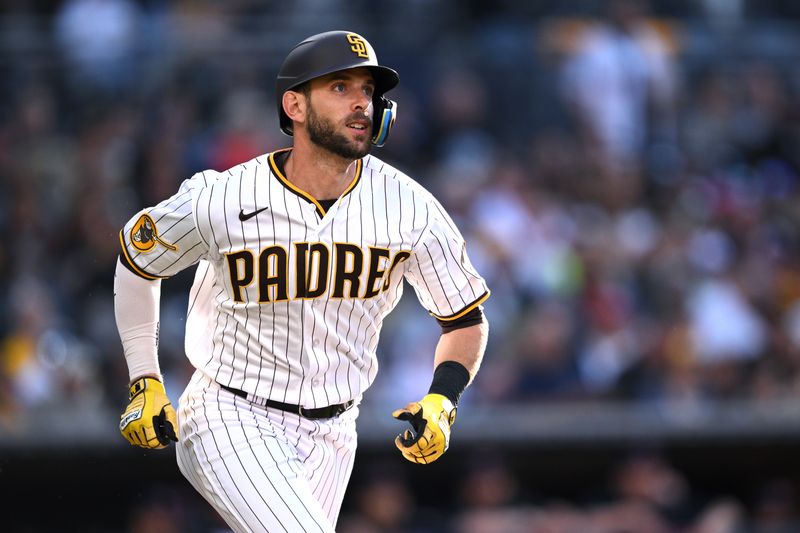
top-left (371, 97), bottom-right (397, 147)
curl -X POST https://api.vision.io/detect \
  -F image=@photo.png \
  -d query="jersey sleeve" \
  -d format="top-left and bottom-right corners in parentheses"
top-left (404, 199), bottom-right (490, 322)
top-left (119, 174), bottom-right (211, 280)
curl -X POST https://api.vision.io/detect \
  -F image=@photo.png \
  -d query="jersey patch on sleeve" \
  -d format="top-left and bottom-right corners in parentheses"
top-left (130, 213), bottom-right (178, 253)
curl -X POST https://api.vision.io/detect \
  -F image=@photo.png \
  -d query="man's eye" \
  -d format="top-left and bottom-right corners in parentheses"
top-left (364, 87), bottom-right (375, 97)
top-left (333, 83), bottom-right (345, 92)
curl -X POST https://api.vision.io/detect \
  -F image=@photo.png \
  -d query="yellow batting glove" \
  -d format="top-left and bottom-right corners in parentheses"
top-left (392, 393), bottom-right (457, 464)
top-left (119, 377), bottom-right (178, 449)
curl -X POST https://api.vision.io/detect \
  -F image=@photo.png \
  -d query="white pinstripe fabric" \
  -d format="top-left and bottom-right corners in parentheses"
top-left (120, 152), bottom-right (489, 407)
top-left (176, 370), bottom-right (357, 533)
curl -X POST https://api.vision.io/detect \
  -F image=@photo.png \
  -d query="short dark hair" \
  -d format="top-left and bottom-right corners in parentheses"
top-left (293, 81), bottom-right (311, 99)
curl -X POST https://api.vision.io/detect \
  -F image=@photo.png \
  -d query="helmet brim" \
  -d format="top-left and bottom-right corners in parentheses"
top-left (280, 64), bottom-right (398, 98)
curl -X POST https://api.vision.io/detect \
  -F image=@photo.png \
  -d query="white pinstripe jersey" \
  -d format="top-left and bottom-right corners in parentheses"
top-left (120, 149), bottom-right (489, 408)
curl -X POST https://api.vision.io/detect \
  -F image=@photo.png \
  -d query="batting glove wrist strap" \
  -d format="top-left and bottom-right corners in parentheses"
top-left (392, 393), bottom-right (456, 464)
top-left (119, 376), bottom-right (178, 449)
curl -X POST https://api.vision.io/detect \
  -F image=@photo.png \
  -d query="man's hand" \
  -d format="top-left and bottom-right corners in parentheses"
top-left (119, 376), bottom-right (178, 449)
top-left (392, 393), bottom-right (456, 464)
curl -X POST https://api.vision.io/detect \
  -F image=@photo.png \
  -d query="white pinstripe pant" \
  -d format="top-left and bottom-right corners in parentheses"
top-left (176, 370), bottom-right (359, 533)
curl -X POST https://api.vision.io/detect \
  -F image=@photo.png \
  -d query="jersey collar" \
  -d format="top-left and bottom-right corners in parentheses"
top-left (268, 148), bottom-right (363, 218)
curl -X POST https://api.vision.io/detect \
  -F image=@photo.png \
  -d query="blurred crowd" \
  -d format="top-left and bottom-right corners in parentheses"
top-left (125, 450), bottom-right (799, 533)
top-left (338, 451), bottom-right (797, 533)
top-left (2, 0), bottom-right (800, 531)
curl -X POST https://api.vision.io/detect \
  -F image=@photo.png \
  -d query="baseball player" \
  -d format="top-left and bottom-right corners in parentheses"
top-left (115, 30), bottom-right (489, 532)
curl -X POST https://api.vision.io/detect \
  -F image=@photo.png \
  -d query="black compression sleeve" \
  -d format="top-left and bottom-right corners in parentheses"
top-left (428, 361), bottom-right (471, 405)
top-left (436, 307), bottom-right (484, 333)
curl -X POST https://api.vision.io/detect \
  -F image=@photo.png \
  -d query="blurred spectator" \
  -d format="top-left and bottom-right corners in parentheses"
top-left (682, 69), bottom-right (739, 171)
top-left (55, 0), bottom-right (143, 93)
top-left (687, 276), bottom-right (766, 364)
top-left (126, 485), bottom-right (228, 533)
top-left (751, 479), bottom-right (800, 533)
top-left (560, 0), bottom-right (678, 172)
top-left (128, 501), bottom-right (181, 533)
top-left (209, 86), bottom-right (278, 171)
top-left (0, 276), bottom-right (102, 432)
top-left (338, 462), bottom-right (445, 533)
top-left (479, 299), bottom-right (583, 402)
top-left (452, 452), bottom-right (533, 533)
top-left (689, 499), bottom-right (747, 533)
top-left (698, 0), bottom-right (745, 32)
top-left (610, 452), bottom-right (693, 524)
top-left (458, 452), bottom-right (523, 509)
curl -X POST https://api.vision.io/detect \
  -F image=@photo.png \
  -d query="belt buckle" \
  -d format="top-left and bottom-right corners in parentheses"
top-left (298, 405), bottom-right (308, 418)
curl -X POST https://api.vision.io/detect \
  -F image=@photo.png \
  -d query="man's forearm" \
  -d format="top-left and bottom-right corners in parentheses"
top-left (433, 320), bottom-right (489, 382)
top-left (114, 257), bottom-right (163, 383)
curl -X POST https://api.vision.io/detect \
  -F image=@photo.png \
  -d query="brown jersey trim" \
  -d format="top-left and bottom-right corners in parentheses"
top-left (118, 231), bottom-right (167, 280)
top-left (429, 290), bottom-right (490, 321)
top-left (268, 148), bottom-right (363, 218)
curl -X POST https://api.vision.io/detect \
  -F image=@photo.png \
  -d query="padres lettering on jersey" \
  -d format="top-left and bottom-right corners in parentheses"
top-left (225, 242), bottom-right (410, 303)
top-left (119, 149), bottom-right (489, 408)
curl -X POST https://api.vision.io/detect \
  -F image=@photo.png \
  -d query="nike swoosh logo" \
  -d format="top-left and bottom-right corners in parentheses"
top-left (238, 206), bottom-right (269, 221)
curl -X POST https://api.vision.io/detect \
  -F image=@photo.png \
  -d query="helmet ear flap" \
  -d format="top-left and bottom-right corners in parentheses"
top-left (371, 97), bottom-right (397, 147)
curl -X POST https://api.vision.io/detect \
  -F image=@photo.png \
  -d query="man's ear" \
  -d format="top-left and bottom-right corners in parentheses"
top-left (283, 90), bottom-right (307, 129)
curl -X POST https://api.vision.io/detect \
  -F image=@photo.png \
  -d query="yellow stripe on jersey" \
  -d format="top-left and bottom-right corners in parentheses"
top-left (429, 290), bottom-right (490, 321)
top-left (268, 149), bottom-right (363, 217)
top-left (118, 231), bottom-right (167, 280)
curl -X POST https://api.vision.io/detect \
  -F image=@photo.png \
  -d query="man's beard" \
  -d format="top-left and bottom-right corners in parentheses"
top-left (307, 105), bottom-right (371, 160)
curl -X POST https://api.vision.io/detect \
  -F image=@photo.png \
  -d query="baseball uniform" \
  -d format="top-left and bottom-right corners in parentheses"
top-left (118, 149), bottom-right (489, 531)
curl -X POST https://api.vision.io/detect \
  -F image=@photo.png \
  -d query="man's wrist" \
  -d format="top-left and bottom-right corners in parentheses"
top-left (427, 361), bottom-right (470, 405)
top-left (129, 373), bottom-right (162, 387)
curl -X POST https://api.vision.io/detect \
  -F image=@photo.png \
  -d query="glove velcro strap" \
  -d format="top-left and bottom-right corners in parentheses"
top-left (129, 376), bottom-right (161, 400)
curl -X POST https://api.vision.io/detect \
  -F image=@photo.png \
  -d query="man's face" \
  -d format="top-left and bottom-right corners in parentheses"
top-left (304, 67), bottom-right (376, 160)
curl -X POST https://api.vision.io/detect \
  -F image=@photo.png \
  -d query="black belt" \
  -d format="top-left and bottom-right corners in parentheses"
top-left (219, 383), bottom-right (354, 420)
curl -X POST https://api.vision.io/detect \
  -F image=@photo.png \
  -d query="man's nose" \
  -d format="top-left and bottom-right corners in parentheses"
top-left (353, 92), bottom-right (371, 113)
